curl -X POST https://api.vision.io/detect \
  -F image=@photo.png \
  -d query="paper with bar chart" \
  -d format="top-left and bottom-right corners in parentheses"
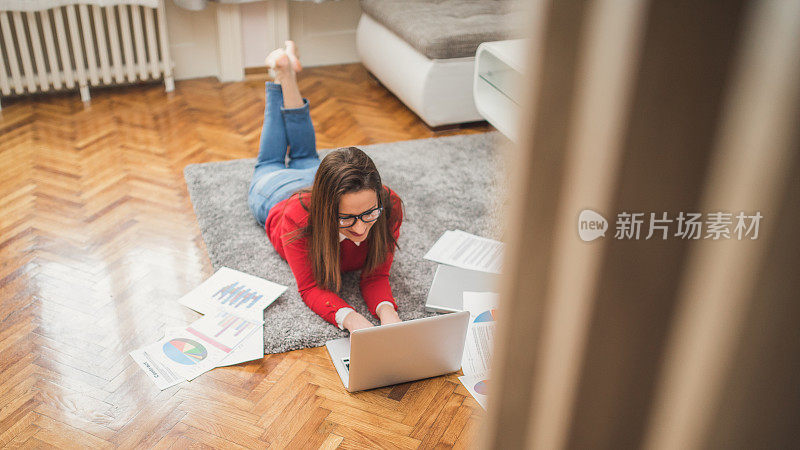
top-left (184, 309), bottom-right (263, 375)
top-left (130, 310), bottom-right (262, 388)
top-left (178, 267), bottom-right (287, 320)
top-left (458, 291), bottom-right (498, 410)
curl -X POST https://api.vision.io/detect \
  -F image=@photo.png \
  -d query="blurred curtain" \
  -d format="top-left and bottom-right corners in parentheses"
top-left (482, 0), bottom-right (800, 448)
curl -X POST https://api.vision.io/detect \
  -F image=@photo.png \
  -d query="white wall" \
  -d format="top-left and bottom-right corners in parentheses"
top-left (163, 0), bottom-right (220, 80)
top-left (240, 1), bottom-right (273, 69)
top-left (165, 0), bottom-right (362, 81)
top-left (286, 0), bottom-right (362, 68)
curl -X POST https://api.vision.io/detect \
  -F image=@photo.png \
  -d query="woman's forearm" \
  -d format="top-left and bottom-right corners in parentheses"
top-left (376, 303), bottom-right (401, 325)
top-left (343, 311), bottom-right (373, 332)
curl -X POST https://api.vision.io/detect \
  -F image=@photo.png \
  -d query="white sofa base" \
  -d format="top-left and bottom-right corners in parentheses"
top-left (356, 14), bottom-right (484, 127)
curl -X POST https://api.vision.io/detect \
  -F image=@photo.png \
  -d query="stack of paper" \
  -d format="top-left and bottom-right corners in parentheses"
top-left (129, 267), bottom-right (287, 390)
top-left (458, 292), bottom-right (498, 409)
top-left (423, 230), bottom-right (503, 408)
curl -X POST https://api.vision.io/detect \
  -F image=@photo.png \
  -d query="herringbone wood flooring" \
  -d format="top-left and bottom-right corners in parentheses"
top-left (0, 63), bottom-right (492, 449)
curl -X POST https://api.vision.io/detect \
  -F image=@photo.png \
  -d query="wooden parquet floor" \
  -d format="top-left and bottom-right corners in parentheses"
top-left (0, 63), bottom-right (492, 449)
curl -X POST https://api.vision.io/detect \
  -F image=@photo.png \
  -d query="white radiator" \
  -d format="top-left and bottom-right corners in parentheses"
top-left (0, 0), bottom-right (174, 110)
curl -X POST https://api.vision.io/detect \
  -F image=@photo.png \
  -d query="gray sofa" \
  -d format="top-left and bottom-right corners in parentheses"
top-left (357, 0), bottom-right (524, 126)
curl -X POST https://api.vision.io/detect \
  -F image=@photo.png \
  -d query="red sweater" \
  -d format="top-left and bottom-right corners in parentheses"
top-left (265, 188), bottom-right (402, 326)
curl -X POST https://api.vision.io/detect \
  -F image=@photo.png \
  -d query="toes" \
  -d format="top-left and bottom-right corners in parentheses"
top-left (277, 53), bottom-right (289, 67)
top-left (264, 50), bottom-right (280, 68)
top-left (265, 49), bottom-right (290, 71)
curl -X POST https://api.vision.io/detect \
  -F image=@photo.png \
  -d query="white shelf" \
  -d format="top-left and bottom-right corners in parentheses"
top-left (473, 39), bottom-right (527, 141)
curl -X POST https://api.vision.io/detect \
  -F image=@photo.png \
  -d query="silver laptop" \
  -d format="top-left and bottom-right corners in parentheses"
top-left (425, 264), bottom-right (500, 313)
top-left (325, 311), bottom-right (469, 392)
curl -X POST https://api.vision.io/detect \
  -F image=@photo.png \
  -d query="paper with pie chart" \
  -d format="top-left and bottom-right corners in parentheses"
top-left (458, 374), bottom-right (490, 409)
top-left (458, 291), bottom-right (498, 409)
top-left (164, 316), bottom-right (263, 368)
top-left (129, 310), bottom-right (262, 389)
top-left (461, 292), bottom-right (498, 377)
top-left (178, 267), bottom-right (287, 321)
top-left (130, 331), bottom-right (223, 390)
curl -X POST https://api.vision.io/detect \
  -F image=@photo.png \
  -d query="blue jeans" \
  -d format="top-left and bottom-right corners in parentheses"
top-left (248, 82), bottom-right (320, 226)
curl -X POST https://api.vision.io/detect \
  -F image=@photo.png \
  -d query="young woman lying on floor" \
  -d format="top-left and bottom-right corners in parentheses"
top-left (247, 41), bottom-right (404, 333)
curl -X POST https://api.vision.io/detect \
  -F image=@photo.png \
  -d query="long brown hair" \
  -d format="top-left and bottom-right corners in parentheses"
top-left (288, 147), bottom-right (400, 292)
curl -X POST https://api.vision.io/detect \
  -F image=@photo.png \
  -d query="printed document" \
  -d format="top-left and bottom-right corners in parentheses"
top-left (459, 292), bottom-right (499, 409)
top-left (165, 324), bottom-right (263, 368)
top-left (178, 267), bottom-right (287, 321)
top-left (130, 310), bottom-right (262, 389)
top-left (424, 230), bottom-right (504, 273)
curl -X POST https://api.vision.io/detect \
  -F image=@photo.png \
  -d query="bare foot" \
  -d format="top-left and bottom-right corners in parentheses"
top-left (264, 46), bottom-right (303, 107)
top-left (285, 40), bottom-right (302, 73)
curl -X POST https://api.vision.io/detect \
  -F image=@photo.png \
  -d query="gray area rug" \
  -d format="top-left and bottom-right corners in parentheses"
top-left (184, 132), bottom-right (508, 354)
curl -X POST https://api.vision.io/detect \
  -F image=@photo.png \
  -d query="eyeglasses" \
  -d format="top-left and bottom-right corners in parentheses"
top-left (338, 206), bottom-right (383, 228)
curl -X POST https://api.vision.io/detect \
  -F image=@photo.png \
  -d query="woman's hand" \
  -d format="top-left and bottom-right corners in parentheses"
top-left (343, 311), bottom-right (374, 333)
top-left (377, 303), bottom-right (402, 326)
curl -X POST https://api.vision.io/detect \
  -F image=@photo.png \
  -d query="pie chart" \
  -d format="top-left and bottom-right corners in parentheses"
top-left (163, 338), bottom-right (208, 365)
top-left (474, 309), bottom-right (497, 323)
top-left (474, 380), bottom-right (489, 395)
